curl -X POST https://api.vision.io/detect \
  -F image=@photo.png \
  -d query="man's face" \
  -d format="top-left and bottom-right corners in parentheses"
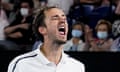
top-left (44, 8), bottom-right (68, 44)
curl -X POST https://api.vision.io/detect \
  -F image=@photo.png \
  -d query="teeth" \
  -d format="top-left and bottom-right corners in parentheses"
top-left (58, 26), bottom-right (65, 35)
top-left (59, 27), bottom-right (65, 29)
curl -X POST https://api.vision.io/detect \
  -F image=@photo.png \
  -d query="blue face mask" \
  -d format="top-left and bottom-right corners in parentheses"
top-left (97, 31), bottom-right (108, 39)
top-left (72, 30), bottom-right (83, 38)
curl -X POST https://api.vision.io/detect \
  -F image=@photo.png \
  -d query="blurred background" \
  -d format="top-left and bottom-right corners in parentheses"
top-left (0, 0), bottom-right (120, 72)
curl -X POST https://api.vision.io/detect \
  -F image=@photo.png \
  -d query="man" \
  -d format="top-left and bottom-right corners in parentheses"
top-left (8, 6), bottom-right (85, 72)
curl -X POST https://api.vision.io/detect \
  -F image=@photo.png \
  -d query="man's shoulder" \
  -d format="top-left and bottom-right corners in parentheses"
top-left (9, 50), bottom-right (37, 66)
top-left (8, 50), bottom-right (38, 72)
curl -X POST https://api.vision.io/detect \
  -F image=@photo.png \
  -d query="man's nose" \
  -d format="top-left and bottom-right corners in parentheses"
top-left (59, 16), bottom-right (66, 22)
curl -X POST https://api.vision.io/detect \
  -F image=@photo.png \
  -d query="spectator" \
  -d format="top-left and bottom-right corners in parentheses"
top-left (85, 19), bottom-right (113, 51)
top-left (0, 0), bottom-right (20, 50)
top-left (111, 20), bottom-right (120, 51)
top-left (4, 0), bottom-right (35, 50)
top-left (63, 22), bottom-right (85, 51)
top-left (32, 0), bottom-right (47, 14)
top-left (0, 8), bottom-right (9, 40)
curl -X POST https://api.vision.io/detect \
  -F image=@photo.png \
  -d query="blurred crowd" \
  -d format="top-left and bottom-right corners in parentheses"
top-left (0, 0), bottom-right (120, 52)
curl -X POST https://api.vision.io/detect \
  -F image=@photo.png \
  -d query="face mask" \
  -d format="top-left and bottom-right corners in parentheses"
top-left (97, 31), bottom-right (108, 39)
top-left (72, 29), bottom-right (83, 38)
top-left (20, 8), bottom-right (29, 16)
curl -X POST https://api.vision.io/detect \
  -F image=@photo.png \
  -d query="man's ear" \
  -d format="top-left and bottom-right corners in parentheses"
top-left (38, 27), bottom-right (47, 35)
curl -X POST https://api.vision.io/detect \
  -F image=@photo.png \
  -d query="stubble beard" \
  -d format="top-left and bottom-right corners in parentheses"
top-left (53, 38), bottom-right (67, 45)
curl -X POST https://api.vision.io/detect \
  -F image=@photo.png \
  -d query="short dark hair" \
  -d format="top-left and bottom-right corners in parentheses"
top-left (19, 0), bottom-right (34, 8)
top-left (32, 6), bottom-right (59, 41)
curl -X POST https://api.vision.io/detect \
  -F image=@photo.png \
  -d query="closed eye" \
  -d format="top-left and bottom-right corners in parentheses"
top-left (51, 15), bottom-right (59, 20)
top-left (51, 14), bottom-right (66, 20)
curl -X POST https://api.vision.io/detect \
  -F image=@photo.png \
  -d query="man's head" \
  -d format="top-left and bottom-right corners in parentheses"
top-left (71, 22), bottom-right (84, 38)
top-left (33, 6), bottom-right (68, 44)
top-left (95, 19), bottom-right (111, 39)
top-left (19, 0), bottom-right (34, 16)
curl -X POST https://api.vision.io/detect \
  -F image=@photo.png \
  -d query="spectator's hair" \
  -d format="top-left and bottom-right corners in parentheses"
top-left (32, 6), bottom-right (59, 42)
top-left (72, 21), bottom-right (84, 31)
top-left (95, 19), bottom-right (112, 33)
top-left (19, 0), bottom-right (34, 8)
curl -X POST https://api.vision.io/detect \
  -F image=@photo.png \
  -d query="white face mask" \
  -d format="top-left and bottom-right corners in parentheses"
top-left (20, 8), bottom-right (29, 16)
top-left (72, 29), bottom-right (83, 38)
top-left (97, 31), bottom-right (108, 39)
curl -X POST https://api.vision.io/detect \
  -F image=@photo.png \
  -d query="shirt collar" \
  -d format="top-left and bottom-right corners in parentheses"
top-left (34, 43), bottom-right (68, 65)
top-left (34, 43), bottom-right (51, 65)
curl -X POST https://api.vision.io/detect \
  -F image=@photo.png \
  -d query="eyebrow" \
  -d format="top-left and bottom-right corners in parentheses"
top-left (51, 14), bottom-right (65, 18)
top-left (52, 15), bottom-right (59, 18)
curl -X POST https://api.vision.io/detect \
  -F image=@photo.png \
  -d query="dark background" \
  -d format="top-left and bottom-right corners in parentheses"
top-left (0, 51), bottom-right (120, 72)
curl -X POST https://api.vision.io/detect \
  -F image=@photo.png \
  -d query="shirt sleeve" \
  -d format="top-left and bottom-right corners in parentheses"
top-left (7, 57), bottom-right (22, 72)
top-left (7, 59), bottom-right (17, 72)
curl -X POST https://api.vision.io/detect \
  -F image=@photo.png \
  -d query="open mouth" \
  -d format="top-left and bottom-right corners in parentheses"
top-left (58, 27), bottom-right (66, 35)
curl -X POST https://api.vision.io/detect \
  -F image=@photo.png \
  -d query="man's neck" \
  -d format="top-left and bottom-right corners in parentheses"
top-left (40, 41), bottom-right (63, 65)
